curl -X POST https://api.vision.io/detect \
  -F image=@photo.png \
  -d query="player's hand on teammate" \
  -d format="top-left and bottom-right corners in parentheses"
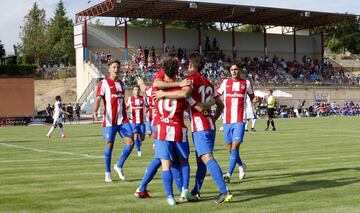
top-left (152, 90), bottom-right (165, 101)
top-left (179, 79), bottom-right (192, 87)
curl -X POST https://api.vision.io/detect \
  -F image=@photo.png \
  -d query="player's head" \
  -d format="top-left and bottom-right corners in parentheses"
top-left (133, 85), bottom-right (140, 97)
top-left (161, 56), bottom-right (179, 80)
top-left (55, 95), bottom-right (61, 102)
top-left (188, 53), bottom-right (205, 75)
top-left (107, 59), bottom-right (121, 78)
top-left (230, 63), bottom-right (242, 80)
top-left (268, 89), bottom-right (273, 95)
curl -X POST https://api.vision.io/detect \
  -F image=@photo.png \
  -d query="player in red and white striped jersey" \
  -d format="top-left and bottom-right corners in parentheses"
top-left (153, 53), bottom-right (232, 204)
top-left (144, 86), bottom-right (156, 137)
top-left (217, 63), bottom-right (255, 183)
top-left (126, 86), bottom-right (147, 156)
top-left (93, 59), bottom-right (134, 183)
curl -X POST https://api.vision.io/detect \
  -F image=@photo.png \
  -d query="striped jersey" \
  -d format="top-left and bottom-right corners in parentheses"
top-left (126, 96), bottom-right (147, 124)
top-left (96, 77), bottom-right (128, 127)
top-left (145, 86), bottom-right (156, 123)
top-left (186, 72), bottom-right (218, 132)
top-left (154, 87), bottom-right (194, 142)
top-left (217, 78), bottom-right (254, 124)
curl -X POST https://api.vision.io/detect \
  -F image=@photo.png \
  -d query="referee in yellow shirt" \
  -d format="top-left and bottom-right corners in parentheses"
top-left (265, 90), bottom-right (276, 131)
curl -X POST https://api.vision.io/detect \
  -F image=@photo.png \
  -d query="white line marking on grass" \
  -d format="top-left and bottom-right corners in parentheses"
top-left (0, 143), bottom-right (103, 159)
top-left (0, 157), bottom-right (100, 163)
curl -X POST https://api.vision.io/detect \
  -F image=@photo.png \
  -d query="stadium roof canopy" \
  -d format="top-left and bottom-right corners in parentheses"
top-left (76, 0), bottom-right (357, 30)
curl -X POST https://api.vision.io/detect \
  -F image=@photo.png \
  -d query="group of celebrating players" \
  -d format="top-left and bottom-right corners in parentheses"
top-left (92, 53), bottom-right (255, 206)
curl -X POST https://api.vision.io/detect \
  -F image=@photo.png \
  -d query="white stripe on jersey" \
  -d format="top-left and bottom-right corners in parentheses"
top-left (231, 98), bottom-right (238, 123)
top-left (194, 116), bottom-right (204, 132)
top-left (208, 117), bottom-right (215, 130)
top-left (104, 82), bottom-right (112, 126)
top-left (165, 126), bottom-right (175, 141)
top-left (182, 128), bottom-right (187, 142)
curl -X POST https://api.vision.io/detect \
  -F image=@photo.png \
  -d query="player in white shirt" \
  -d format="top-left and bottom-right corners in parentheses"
top-left (46, 96), bottom-right (70, 139)
top-left (245, 95), bottom-right (257, 132)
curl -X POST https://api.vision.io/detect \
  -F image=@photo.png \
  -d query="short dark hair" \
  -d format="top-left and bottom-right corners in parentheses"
top-left (55, 95), bottom-right (61, 101)
top-left (133, 85), bottom-right (140, 90)
top-left (108, 59), bottom-right (121, 67)
top-left (161, 57), bottom-right (179, 78)
top-left (269, 89), bottom-right (273, 94)
top-left (189, 53), bottom-right (205, 72)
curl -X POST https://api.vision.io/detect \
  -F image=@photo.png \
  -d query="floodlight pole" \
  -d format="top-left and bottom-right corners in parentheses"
top-left (124, 20), bottom-right (128, 61)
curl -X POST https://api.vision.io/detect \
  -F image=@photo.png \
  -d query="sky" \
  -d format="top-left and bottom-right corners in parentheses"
top-left (0, 0), bottom-right (359, 54)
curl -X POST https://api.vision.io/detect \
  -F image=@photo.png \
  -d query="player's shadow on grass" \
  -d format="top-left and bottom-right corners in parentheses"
top-left (243, 167), bottom-right (360, 183)
top-left (230, 178), bottom-right (359, 203)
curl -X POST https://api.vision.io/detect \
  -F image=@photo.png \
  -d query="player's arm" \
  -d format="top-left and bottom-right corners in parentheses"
top-left (60, 108), bottom-right (70, 115)
top-left (93, 96), bottom-right (102, 120)
top-left (153, 78), bottom-right (191, 90)
top-left (212, 96), bottom-right (224, 121)
top-left (137, 77), bottom-right (147, 93)
top-left (153, 86), bottom-right (192, 101)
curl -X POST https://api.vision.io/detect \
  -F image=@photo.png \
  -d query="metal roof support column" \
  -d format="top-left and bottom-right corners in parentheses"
top-left (124, 20), bottom-right (128, 61)
top-left (162, 23), bottom-right (166, 53)
top-left (84, 20), bottom-right (89, 62)
top-left (232, 26), bottom-right (236, 60)
top-left (198, 28), bottom-right (202, 55)
top-left (263, 27), bottom-right (268, 57)
top-left (293, 28), bottom-right (297, 61)
top-left (320, 32), bottom-right (324, 64)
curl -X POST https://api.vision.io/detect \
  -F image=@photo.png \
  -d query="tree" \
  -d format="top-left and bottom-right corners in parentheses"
top-left (47, 0), bottom-right (75, 65)
top-left (20, 2), bottom-right (47, 65)
top-left (236, 25), bottom-right (263, 33)
top-left (324, 17), bottom-right (360, 54)
top-left (0, 40), bottom-right (5, 64)
top-left (130, 19), bottom-right (218, 31)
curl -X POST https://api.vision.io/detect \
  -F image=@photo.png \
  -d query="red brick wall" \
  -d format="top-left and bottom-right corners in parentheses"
top-left (0, 77), bottom-right (35, 117)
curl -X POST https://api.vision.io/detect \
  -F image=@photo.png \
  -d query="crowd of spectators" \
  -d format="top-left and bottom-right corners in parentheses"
top-left (96, 46), bottom-right (360, 88)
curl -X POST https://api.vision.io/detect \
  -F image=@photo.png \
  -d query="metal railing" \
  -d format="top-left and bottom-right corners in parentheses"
top-left (78, 77), bottom-right (101, 108)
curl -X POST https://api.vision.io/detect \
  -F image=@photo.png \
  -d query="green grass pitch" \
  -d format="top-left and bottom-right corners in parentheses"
top-left (0, 117), bottom-right (360, 213)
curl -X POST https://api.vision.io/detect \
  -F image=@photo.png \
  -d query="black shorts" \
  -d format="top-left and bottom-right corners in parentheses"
top-left (267, 108), bottom-right (275, 118)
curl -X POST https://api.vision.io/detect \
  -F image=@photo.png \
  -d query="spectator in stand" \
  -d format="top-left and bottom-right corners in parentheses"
top-left (144, 47), bottom-right (149, 62)
top-left (107, 52), bottom-right (112, 61)
top-left (170, 46), bottom-right (176, 57)
top-left (101, 52), bottom-right (107, 64)
top-left (150, 46), bottom-right (155, 58)
top-left (67, 103), bottom-right (74, 122)
top-left (75, 103), bottom-right (81, 122)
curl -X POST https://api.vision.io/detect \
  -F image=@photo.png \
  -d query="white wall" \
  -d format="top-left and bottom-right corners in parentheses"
top-left (87, 25), bottom-right (321, 60)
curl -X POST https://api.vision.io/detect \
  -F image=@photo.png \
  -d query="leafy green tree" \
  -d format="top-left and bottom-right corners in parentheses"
top-left (236, 25), bottom-right (263, 33)
top-left (20, 2), bottom-right (47, 65)
top-left (0, 40), bottom-right (5, 64)
top-left (47, 0), bottom-right (75, 65)
top-left (324, 17), bottom-right (360, 54)
top-left (130, 19), bottom-right (217, 31)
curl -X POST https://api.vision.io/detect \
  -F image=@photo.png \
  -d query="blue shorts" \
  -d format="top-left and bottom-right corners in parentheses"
top-left (154, 139), bottom-right (190, 160)
top-left (145, 121), bottom-right (156, 133)
top-left (131, 123), bottom-right (145, 136)
top-left (223, 123), bottom-right (246, 144)
top-left (192, 130), bottom-right (216, 157)
top-left (102, 123), bottom-right (133, 143)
